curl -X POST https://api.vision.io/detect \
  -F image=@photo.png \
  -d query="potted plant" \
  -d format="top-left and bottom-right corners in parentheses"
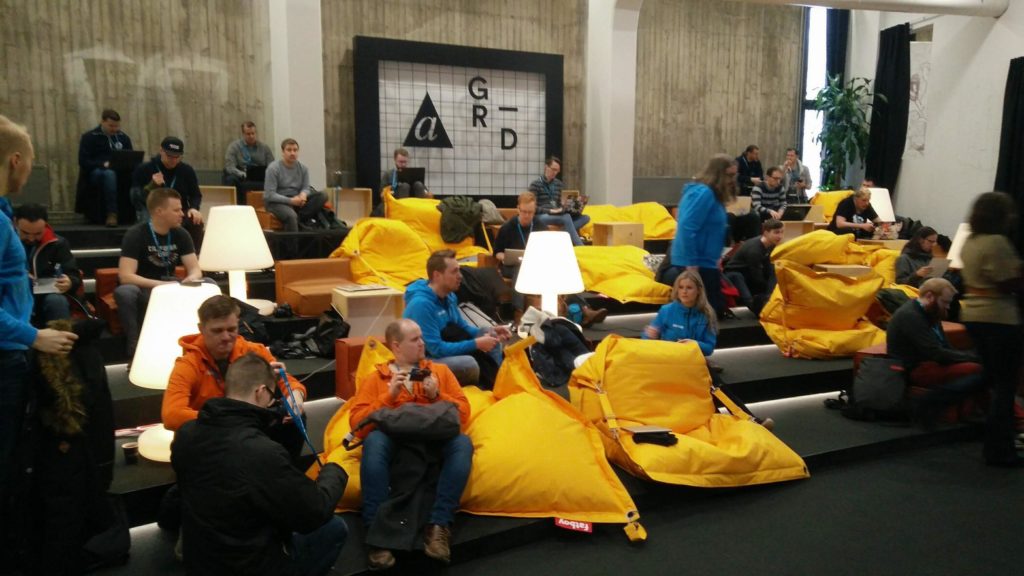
top-left (813, 74), bottom-right (882, 190)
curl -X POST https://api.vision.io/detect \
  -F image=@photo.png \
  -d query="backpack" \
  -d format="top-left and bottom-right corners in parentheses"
top-left (838, 357), bottom-right (909, 421)
top-left (457, 265), bottom-right (512, 322)
top-left (301, 309), bottom-right (351, 359)
top-left (438, 195), bottom-right (482, 243)
top-left (234, 298), bottom-right (270, 344)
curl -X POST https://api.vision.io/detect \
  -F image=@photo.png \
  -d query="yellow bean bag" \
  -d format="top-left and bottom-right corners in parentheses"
top-left (809, 189), bottom-right (854, 224)
top-left (569, 335), bottom-right (809, 487)
top-left (574, 245), bottom-right (671, 304)
top-left (329, 218), bottom-right (429, 290)
top-left (759, 260), bottom-right (886, 358)
top-left (771, 230), bottom-right (852, 266)
top-left (314, 337), bottom-right (645, 539)
top-left (579, 202), bottom-right (677, 240)
top-left (382, 190), bottom-right (489, 261)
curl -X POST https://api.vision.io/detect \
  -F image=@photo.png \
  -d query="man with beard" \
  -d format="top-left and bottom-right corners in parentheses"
top-left (886, 278), bottom-right (983, 427)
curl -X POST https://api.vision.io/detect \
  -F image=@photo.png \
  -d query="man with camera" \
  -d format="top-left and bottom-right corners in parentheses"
top-left (115, 187), bottom-right (203, 358)
top-left (172, 352), bottom-right (348, 576)
top-left (348, 319), bottom-right (472, 570)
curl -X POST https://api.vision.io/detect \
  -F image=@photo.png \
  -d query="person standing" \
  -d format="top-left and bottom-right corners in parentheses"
top-left (660, 154), bottom-right (736, 318)
top-left (0, 115), bottom-right (78, 565)
top-left (959, 192), bottom-right (1023, 467)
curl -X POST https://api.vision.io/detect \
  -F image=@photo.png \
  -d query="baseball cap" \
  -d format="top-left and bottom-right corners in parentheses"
top-left (161, 136), bottom-right (185, 156)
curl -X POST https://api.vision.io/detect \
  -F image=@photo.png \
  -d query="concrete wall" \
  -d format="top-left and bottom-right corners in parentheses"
top-left (634, 0), bottom-right (805, 181)
top-left (847, 3), bottom-right (1024, 237)
top-left (0, 0), bottom-right (273, 214)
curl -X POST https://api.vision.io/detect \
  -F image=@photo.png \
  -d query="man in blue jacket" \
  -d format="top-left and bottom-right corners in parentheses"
top-left (1, 116), bottom-right (78, 565)
top-left (78, 109), bottom-right (134, 227)
top-left (403, 250), bottom-right (511, 386)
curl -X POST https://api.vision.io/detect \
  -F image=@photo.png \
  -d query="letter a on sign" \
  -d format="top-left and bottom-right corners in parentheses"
top-left (403, 92), bottom-right (453, 149)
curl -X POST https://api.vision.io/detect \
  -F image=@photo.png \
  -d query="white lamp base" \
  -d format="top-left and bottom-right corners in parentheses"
top-left (138, 425), bottom-right (175, 463)
top-left (540, 293), bottom-right (559, 317)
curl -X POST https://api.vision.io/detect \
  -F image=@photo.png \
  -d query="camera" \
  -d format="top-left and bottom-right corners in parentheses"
top-left (408, 368), bottom-right (431, 382)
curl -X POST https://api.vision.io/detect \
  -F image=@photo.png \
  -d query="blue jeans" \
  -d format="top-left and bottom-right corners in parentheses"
top-left (90, 168), bottom-right (118, 213)
top-left (114, 284), bottom-right (152, 358)
top-left (0, 350), bottom-right (29, 533)
top-left (290, 515), bottom-right (348, 576)
top-left (360, 431), bottom-right (474, 528)
top-left (434, 345), bottom-right (503, 387)
top-left (34, 293), bottom-right (71, 325)
top-left (535, 212), bottom-right (590, 246)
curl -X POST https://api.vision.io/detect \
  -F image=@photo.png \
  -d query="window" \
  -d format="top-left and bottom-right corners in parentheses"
top-left (799, 7), bottom-right (829, 196)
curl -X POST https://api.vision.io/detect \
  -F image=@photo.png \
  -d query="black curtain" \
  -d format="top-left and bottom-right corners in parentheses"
top-left (825, 9), bottom-right (850, 85)
top-left (994, 56), bottom-right (1024, 253)
top-left (864, 23), bottom-right (910, 195)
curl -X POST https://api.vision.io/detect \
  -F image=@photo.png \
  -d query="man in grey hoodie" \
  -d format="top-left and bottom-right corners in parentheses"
top-left (263, 138), bottom-right (327, 232)
top-left (402, 250), bottom-right (511, 387)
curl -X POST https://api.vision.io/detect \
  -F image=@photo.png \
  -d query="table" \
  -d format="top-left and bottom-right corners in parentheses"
top-left (331, 285), bottom-right (404, 337)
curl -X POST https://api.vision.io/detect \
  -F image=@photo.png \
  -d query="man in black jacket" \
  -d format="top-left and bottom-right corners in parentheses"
top-left (723, 219), bottom-right (783, 314)
top-left (14, 203), bottom-right (82, 325)
top-left (886, 278), bottom-right (983, 427)
top-left (78, 109), bottom-right (134, 227)
top-left (131, 137), bottom-right (204, 249)
top-left (172, 353), bottom-right (348, 576)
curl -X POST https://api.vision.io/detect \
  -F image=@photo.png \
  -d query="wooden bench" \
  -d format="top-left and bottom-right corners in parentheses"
top-left (246, 191), bottom-right (283, 231)
top-left (274, 257), bottom-right (353, 317)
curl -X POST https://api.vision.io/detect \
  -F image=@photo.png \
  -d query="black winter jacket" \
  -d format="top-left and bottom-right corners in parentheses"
top-left (25, 225), bottom-right (83, 296)
top-left (78, 126), bottom-right (134, 172)
top-left (886, 299), bottom-right (978, 370)
top-left (171, 398), bottom-right (348, 576)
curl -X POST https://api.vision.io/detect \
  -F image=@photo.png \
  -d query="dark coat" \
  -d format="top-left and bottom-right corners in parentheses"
top-left (365, 441), bottom-right (443, 552)
top-left (171, 398), bottom-right (347, 576)
top-left (26, 225), bottom-right (83, 296)
top-left (886, 299), bottom-right (977, 370)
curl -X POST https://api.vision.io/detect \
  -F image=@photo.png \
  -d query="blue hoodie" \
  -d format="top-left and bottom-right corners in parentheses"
top-left (403, 279), bottom-right (482, 358)
top-left (641, 300), bottom-right (716, 357)
top-left (670, 181), bottom-right (728, 269)
top-left (0, 197), bottom-right (37, 350)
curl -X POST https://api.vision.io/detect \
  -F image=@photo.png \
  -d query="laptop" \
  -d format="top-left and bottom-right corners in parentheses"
top-left (244, 165), bottom-right (267, 182)
top-left (108, 150), bottom-right (144, 173)
top-left (780, 205), bottom-right (812, 221)
top-left (397, 167), bottom-right (425, 185)
top-left (503, 249), bottom-right (525, 266)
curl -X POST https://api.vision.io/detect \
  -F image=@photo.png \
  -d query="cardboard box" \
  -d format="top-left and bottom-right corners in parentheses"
top-left (592, 222), bottom-right (644, 248)
top-left (331, 285), bottom-right (403, 337)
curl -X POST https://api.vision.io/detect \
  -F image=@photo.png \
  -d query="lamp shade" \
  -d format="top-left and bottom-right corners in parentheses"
top-left (129, 282), bottom-right (222, 389)
top-left (198, 205), bottom-right (274, 272)
top-left (867, 187), bottom-right (895, 222)
top-left (515, 231), bottom-right (584, 315)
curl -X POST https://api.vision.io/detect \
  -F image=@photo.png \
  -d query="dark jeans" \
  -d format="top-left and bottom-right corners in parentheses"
top-left (266, 192), bottom-right (330, 233)
top-left (360, 431), bottom-right (473, 528)
top-left (222, 172), bottom-right (265, 205)
top-left (908, 361), bottom-right (984, 422)
top-left (113, 284), bottom-right (151, 358)
top-left (33, 293), bottom-right (72, 326)
top-left (724, 269), bottom-right (775, 315)
top-left (963, 322), bottom-right (1023, 463)
top-left (90, 168), bottom-right (119, 214)
top-left (0, 349), bottom-right (29, 546)
top-left (290, 515), bottom-right (348, 576)
top-left (392, 181), bottom-right (428, 199)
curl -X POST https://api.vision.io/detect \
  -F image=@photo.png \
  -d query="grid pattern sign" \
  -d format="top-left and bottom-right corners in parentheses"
top-left (379, 60), bottom-right (546, 197)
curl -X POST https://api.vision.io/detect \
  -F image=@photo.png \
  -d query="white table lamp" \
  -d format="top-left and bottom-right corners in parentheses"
top-left (130, 282), bottom-right (222, 462)
top-left (198, 205), bottom-right (276, 315)
top-left (515, 231), bottom-right (585, 316)
top-left (867, 187), bottom-right (896, 222)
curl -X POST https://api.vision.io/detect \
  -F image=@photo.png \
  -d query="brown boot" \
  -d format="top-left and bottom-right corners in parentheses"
top-left (105, 212), bottom-right (118, 228)
top-left (581, 306), bottom-right (608, 328)
top-left (367, 547), bottom-right (395, 571)
top-left (423, 524), bottom-right (451, 564)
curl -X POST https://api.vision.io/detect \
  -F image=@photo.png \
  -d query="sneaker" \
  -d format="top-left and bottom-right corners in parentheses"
top-left (755, 416), bottom-right (775, 431)
top-left (423, 524), bottom-right (451, 564)
top-left (105, 213), bottom-right (118, 228)
top-left (367, 547), bottom-right (395, 571)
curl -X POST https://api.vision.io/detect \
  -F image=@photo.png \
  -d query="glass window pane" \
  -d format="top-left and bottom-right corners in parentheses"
top-left (805, 7), bottom-right (828, 100)
top-left (801, 109), bottom-right (823, 197)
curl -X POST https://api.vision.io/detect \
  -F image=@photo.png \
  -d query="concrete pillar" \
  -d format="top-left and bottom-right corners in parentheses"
top-left (584, 0), bottom-right (643, 205)
top-left (267, 0), bottom-right (328, 189)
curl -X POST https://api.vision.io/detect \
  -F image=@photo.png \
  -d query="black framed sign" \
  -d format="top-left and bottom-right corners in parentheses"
top-left (353, 36), bottom-right (564, 204)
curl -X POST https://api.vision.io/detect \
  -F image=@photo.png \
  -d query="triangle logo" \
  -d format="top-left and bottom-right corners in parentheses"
top-left (403, 92), bottom-right (453, 149)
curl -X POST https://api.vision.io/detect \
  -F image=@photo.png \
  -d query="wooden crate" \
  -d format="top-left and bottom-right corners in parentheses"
top-left (591, 222), bottom-right (644, 248)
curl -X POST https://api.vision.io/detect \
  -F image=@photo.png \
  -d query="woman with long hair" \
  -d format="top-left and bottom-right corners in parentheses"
top-left (959, 192), bottom-right (1023, 467)
top-left (644, 270), bottom-right (772, 429)
top-left (661, 154), bottom-right (737, 318)
top-left (895, 226), bottom-right (938, 288)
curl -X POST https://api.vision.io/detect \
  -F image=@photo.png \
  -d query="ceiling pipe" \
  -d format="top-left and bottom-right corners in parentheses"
top-left (734, 0), bottom-right (1007, 17)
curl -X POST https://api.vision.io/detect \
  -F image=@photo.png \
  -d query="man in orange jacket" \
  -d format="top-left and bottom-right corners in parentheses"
top-left (348, 318), bottom-right (472, 570)
top-left (163, 294), bottom-right (307, 452)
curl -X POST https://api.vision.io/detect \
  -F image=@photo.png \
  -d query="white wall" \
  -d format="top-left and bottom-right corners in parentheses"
top-left (847, 2), bottom-right (1023, 237)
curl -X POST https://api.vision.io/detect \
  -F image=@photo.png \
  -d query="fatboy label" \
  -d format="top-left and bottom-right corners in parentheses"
top-left (554, 518), bottom-right (593, 533)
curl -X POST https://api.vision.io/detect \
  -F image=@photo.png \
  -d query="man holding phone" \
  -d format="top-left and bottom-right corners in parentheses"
top-left (348, 318), bottom-right (472, 570)
top-left (781, 148), bottom-right (812, 203)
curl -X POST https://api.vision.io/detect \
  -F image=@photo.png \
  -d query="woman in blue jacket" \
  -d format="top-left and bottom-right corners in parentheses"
top-left (661, 154), bottom-right (737, 318)
top-left (644, 270), bottom-right (773, 429)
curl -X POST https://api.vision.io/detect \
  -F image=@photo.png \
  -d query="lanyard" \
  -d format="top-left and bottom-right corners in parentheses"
top-left (392, 170), bottom-right (398, 191)
top-left (158, 166), bottom-right (177, 190)
top-left (106, 133), bottom-right (123, 150)
top-left (517, 219), bottom-right (532, 247)
top-left (240, 139), bottom-right (252, 166)
top-left (148, 222), bottom-right (173, 275)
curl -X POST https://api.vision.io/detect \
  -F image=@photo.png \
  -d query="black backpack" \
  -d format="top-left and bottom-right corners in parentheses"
top-left (528, 318), bottom-right (591, 394)
top-left (457, 265), bottom-right (512, 322)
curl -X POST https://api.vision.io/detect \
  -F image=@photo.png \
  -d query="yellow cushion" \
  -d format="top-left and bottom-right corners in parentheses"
top-left (809, 189), bottom-right (854, 223)
top-left (569, 336), bottom-right (809, 487)
top-left (864, 248), bottom-right (900, 285)
top-left (759, 261), bottom-right (886, 358)
top-left (574, 245), bottom-right (671, 305)
top-left (383, 191), bottom-right (488, 261)
top-left (579, 203), bottom-right (677, 240)
top-left (330, 218), bottom-right (429, 290)
top-left (771, 230), bottom-right (852, 266)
